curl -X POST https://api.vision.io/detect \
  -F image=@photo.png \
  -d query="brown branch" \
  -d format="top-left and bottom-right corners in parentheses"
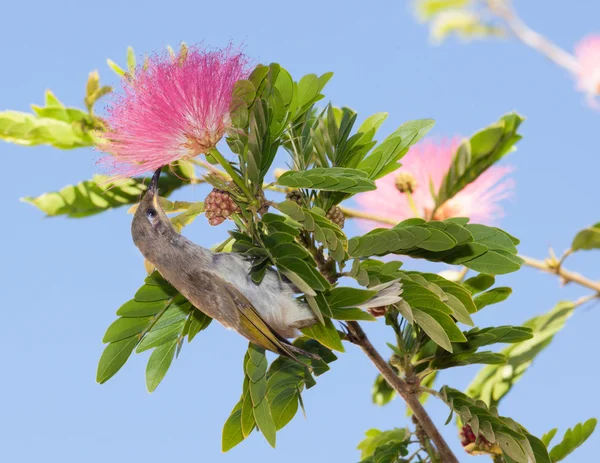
top-left (346, 321), bottom-right (459, 463)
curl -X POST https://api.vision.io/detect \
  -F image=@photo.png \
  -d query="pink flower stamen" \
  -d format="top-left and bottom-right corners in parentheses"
top-left (355, 138), bottom-right (514, 228)
top-left (97, 44), bottom-right (250, 178)
top-left (574, 34), bottom-right (600, 108)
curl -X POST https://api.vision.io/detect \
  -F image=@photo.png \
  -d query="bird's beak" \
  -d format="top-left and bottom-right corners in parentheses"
top-left (148, 167), bottom-right (162, 195)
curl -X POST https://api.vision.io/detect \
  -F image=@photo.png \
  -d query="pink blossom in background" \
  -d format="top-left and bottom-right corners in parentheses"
top-left (98, 45), bottom-right (250, 178)
top-left (355, 138), bottom-right (514, 229)
top-left (574, 34), bottom-right (600, 107)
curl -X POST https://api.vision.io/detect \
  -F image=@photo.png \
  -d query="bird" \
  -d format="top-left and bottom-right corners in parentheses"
top-left (131, 167), bottom-right (403, 361)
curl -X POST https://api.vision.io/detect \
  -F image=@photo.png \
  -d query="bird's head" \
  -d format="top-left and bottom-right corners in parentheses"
top-left (131, 167), bottom-right (176, 254)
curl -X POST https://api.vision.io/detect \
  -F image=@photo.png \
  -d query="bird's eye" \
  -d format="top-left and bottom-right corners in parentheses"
top-left (146, 208), bottom-right (157, 219)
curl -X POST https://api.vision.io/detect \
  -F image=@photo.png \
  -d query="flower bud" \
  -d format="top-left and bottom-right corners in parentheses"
top-left (204, 188), bottom-right (241, 226)
top-left (394, 172), bottom-right (417, 194)
top-left (285, 190), bottom-right (303, 206)
top-left (326, 205), bottom-right (345, 228)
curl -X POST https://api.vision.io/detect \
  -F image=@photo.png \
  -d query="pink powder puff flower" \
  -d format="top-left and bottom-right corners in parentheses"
top-left (98, 45), bottom-right (250, 178)
top-left (574, 34), bottom-right (600, 108)
top-left (355, 138), bottom-right (514, 228)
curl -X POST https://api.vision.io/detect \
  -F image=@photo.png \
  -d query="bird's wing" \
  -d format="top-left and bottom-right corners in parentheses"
top-left (205, 271), bottom-right (304, 361)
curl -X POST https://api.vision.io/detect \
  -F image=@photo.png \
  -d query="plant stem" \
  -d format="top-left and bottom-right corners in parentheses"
top-left (519, 255), bottom-right (600, 293)
top-left (487, 0), bottom-right (581, 74)
top-left (346, 321), bottom-right (459, 463)
top-left (574, 292), bottom-right (599, 308)
top-left (207, 148), bottom-right (256, 203)
top-left (419, 387), bottom-right (445, 401)
top-left (190, 158), bottom-right (228, 175)
top-left (406, 191), bottom-right (420, 218)
top-left (406, 448), bottom-right (423, 462)
top-left (340, 206), bottom-right (398, 225)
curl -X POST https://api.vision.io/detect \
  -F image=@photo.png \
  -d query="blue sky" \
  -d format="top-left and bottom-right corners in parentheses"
top-left (1, 1), bottom-right (599, 461)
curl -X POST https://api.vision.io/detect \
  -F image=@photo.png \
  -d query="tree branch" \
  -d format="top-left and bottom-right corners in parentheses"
top-left (346, 321), bottom-right (459, 463)
top-left (486, 0), bottom-right (581, 74)
top-left (519, 255), bottom-right (600, 294)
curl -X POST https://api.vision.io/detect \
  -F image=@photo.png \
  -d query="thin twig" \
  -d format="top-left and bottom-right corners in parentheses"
top-left (419, 387), bottom-right (444, 401)
top-left (487, 0), bottom-right (581, 74)
top-left (189, 158), bottom-right (228, 175)
top-left (340, 206), bottom-right (397, 225)
top-left (519, 255), bottom-right (600, 294)
top-left (574, 293), bottom-right (600, 308)
top-left (406, 448), bottom-right (424, 463)
top-left (346, 321), bottom-right (459, 463)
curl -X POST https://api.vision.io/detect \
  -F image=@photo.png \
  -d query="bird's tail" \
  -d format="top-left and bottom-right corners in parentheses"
top-left (357, 280), bottom-right (403, 309)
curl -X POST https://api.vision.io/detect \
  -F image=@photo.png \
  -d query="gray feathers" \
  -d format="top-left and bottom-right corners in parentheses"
top-left (209, 252), bottom-right (317, 337)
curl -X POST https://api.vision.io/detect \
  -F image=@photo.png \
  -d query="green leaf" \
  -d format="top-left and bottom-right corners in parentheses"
top-left (186, 310), bottom-right (212, 342)
top-left (222, 400), bottom-right (244, 452)
top-left (107, 58), bottom-right (126, 76)
top-left (414, 0), bottom-right (470, 20)
top-left (134, 282), bottom-right (178, 302)
top-left (277, 167), bottom-right (376, 193)
top-left (571, 222), bottom-right (600, 251)
top-left (170, 202), bottom-right (205, 232)
top-left (116, 299), bottom-right (168, 317)
top-left (23, 168), bottom-right (190, 218)
top-left (474, 287), bottom-right (512, 310)
top-left (275, 202), bottom-right (347, 263)
top-left (297, 74), bottom-right (320, 109)
top-left (462, 274), bottom-right (495, 294)
top-left (463, 250), bottom-right (523, 275)
top-left (253, 398), bottom-right (276, 447)
top-left (413, 309), bottom-right (452, 352)
top-left (549, 419), bottom-right (597, 462)
top-left (429, 9), bottom-right (505, 44)
top-left (268, 387), bottom-right (299, 430)
top-left (44, 90), bottom-right (64, 107)
top-left (264, 338), bottom-right (336, 434)
top-left (436, 113), bottom-right (523, 208)
top-left (247, 98), bottom-right (273, 185)
top-left (442, 387), bottom-right (550, 463)
top-left (467, 301), bottom-right (575, 407)
top-left (349, 220), bottom-right (522, 275)
top-left (96, 336), bottom-right (139, 384)
top-left (429, 325), bottom-right (533, 370)
top-left (432, 351), bottom-right (506, 369)
top-left (356, 428), bottom-right (408, 459)
top-left (467, 224), bottom-right (517, 253)
top-left (126, 46), bottom-right (136, 73)
top-left (145, 341), bottom-right (177, 392)
top-left (0, 109), bottom-right (95, 149)
top-left (330, 306), bottom-right (377, 321)
top-left (301, 317), bottom-right (344, 352)
top-left (277, 256), bottom-right (330, 292)
top-left (136, 320), bottom-right (186, 353)
top-left (542, 429), bottom-right (558, 448)
top-left (357, 112), bottom-right (388, 139)
top-left (372, 375), bottom-right (396, 406)
top-left (240, 391), bottom-right (255, 438)
top-left (326, 287), bottom-right (378, 308)
top-left (358, 119), bottom-right (435, 179)
top-left (102, 316), bottom-right (152, 343)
